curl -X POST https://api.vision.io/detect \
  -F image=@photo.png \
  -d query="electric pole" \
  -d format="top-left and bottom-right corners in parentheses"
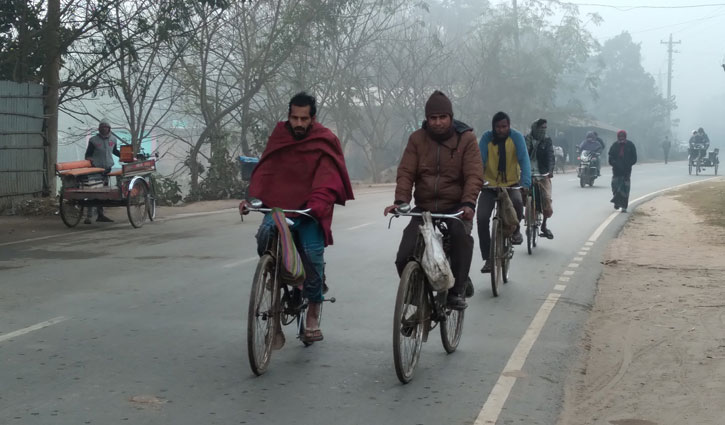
top-left (660, 34), bottom-right (681, 136)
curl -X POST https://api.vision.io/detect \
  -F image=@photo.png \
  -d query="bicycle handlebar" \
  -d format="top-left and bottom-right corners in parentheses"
top-left (393, 210), bottom-right (464, 219)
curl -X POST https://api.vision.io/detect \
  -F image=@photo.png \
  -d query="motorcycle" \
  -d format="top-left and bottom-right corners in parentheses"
top-left (577, 149), bottom-right (600, 187)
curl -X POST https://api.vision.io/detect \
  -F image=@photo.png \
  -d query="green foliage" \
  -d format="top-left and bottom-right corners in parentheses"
top-left (0, 1), bottom-right (47, 81)
top-left (187, 133), bottom-right (245, 201)
top-left (151, 174), bottom-right (184, 206)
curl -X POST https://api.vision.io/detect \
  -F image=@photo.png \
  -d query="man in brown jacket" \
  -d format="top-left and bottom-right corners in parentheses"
top-left (384, 91), bottom-right (484, 310)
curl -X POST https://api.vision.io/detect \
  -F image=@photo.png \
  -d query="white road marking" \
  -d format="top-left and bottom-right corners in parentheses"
top-left (554, 284), bottom-right (567, 291)
top-left (578, 251), bottom-right (587, 256)
top-left (0, 316), bottom-right (68, 343)
top-left (346, 222), bottom-right (374, 231)
top-left (474, 293), bottom-right (561, 425)
top-left (475, 176), bottom-right (724, 424)
top-left (573, 257), bottom-right (583, 262)
top-left (568, 263), bottom-right (580, 268)
top-left (222, 257), bottom-right (257, 268)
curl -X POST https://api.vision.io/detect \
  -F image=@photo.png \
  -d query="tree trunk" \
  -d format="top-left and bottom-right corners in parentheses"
top-left (43, 0), bottom-right (61, 196)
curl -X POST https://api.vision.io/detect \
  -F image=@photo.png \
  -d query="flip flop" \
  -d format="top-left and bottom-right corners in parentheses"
top-left (302, 328), bottom-right (323, 343)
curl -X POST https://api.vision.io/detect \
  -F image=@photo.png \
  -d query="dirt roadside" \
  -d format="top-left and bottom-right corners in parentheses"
top-left (559, 179), bottom-right (725, 425)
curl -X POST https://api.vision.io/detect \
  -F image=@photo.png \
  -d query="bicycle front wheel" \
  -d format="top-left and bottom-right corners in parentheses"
top-left (490, 218), bottom-right (503, 297)
top-left (393, 261), bottom-right (426, 384)
top-left (440, 306), bottom-right (464, 354)
top-left (247, 254), bottom-right (279, 376)
top-left (127, 181), bottom-right (149, 228)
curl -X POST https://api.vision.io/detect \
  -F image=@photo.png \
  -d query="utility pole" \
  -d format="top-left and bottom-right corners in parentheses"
top-left (512, 0), bottom-right (520, 53)
top-left (660, 34), bottom-right (681, 136)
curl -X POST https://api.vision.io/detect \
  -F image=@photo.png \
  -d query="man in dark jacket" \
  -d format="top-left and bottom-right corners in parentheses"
top-left (84, 119), bottom-right (120, 223)
top-left (608, 130), bottom-right (637, 213)
top-left (384, 90), bottom-right (484, 310)
top-left (525, 119), bottom-right (555, 239)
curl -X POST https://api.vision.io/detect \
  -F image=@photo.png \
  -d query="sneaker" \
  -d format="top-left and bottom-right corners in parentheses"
top-left (84, 217), bottom-right (92, 225)
top-left (540, 227), bottom-right (554, 240)
top-left (511, 231), bottom-right (523, 245)
top-left (446, 293), bottom-right (467, 310)
top-left (96, 215), bottom-right (114, 222)
top-left (613, 204), bottom-right (620, 210)
top-left (464, 277), bottom-right (474, 298)
top-left (480, 260), bottom-right (492, 274)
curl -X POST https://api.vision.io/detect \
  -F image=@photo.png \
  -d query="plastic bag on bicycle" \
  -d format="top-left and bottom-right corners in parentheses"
top-left (419, 212), bottom-right (454, 292)
top-left (499, 189), bottom-right (518, 237)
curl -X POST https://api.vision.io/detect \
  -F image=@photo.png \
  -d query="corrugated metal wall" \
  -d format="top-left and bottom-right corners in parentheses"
top-left (0, 81), bottom-right (47, 212)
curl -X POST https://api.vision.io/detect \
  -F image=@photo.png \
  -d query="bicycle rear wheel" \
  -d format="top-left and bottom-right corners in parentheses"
top-left (59, 190), bottom-right (84, 228)
top-left (247, 254), bottom-right (279, 376)
top-left (525, 195), bottom-right (534, 255)
top-left (440, 306), bottom-right (464, 354)
top-left (490, 218), bottom-right (503, 297)
top-left (127, 181), bottom-right (149, 228)
top-left (502, 236), bottom-right (511, 284)
top-left (393, 261), bottom-right (426, 384)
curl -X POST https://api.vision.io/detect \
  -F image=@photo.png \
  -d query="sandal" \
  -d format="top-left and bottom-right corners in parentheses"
top-left (302, 328), bottom-right (324, 342)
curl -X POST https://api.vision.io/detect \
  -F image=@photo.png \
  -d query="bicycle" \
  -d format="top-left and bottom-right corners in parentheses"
top-left (388, 205), bottom-right (465, 384)
top-left (524, 174), bottom-right (549, 255)
top-left (245, 201), bottom-right (335, 376)
top-left (483, 185), bottom-right (521, 297)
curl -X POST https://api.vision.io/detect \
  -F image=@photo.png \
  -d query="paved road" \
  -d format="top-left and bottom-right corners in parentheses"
top-left (0, 161), bottom-right (716, 425)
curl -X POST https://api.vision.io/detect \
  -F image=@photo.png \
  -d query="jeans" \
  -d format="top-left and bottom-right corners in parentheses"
top-left (394, 211), bottom-right (474, 298)
top-left (476, 188), bottom-right (523, 260)
top-left (256, 214), bottom-right (325, 303)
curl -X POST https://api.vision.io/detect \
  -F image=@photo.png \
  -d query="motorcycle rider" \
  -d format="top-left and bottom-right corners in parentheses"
top-left (478, 111), bottom-right (531, 273)
top-left (578, 131), bottom-right (604, 176)
top-left (524, 119), bottom-right (555, 239)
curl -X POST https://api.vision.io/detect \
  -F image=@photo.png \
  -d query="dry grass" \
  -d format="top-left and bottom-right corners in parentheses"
top-left (672, 179), bottom-right (725, 228)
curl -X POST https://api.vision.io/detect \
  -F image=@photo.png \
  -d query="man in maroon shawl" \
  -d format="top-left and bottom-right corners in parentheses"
top-left (240, 92), bottom-right (354, 344)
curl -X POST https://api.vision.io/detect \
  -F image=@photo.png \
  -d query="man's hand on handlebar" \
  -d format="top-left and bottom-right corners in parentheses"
top-left (383, 204), bottom-right (398, 216)
top-left (239, 200), bottom-right (251, 215)
top-left (457, 206), bottom-right (474, 221)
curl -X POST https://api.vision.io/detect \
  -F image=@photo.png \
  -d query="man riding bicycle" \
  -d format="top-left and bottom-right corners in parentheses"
top-left (240, 92), bottom-right (354, 344)
top-left (524, 118), bottom-right (555, 239)
top-left (478, 111), bottom-right (531, 273)
top-left (384, 90), bottom-right (484, 310)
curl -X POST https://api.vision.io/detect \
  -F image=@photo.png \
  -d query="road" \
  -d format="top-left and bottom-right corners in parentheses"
top-left (0, 161), bottom-right (716, 425)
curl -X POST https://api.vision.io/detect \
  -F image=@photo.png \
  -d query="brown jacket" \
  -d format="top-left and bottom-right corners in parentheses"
top-left (395, 121), bottom-right (484, 213)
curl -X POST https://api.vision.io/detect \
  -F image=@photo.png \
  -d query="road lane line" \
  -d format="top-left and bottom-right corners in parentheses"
top-left (573, 257), bottom-right (583, 262)
top-left (563, 270), bottom-right (575, 276)
top-left (558, 276), bottom-right (570, 282)
top-left (474, 293), bottom-right (561, 425)
top-left (0, 316), bottom-right (68, 343)
top-left (578, 251), bottom-right (587, 256)
top-left (554, 284), bottom-right (567, 291)
top-left (222, 257), bottom-right (257, 268)
top-left (567, 263), bottom-right (579, 268)
top-left (347, 222), bottom-right (373, 231)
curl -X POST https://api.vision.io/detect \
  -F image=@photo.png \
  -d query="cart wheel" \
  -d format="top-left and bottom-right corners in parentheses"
top-left (127, 181), bottom-right (149, 228)
top-left (147, 177), bottom-right (157, 221)
top-left (59, 191), bottom-right (83, 228)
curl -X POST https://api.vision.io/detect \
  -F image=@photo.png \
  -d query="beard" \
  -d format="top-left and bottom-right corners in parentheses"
top-left (290, 124), bottom-right (311, 140)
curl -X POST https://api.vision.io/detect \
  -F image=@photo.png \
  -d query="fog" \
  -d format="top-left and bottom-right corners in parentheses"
top-left (542, 0), bottom-right (725, 145)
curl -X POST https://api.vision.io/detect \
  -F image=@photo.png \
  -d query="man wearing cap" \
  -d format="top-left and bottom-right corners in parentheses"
top-left (384, 90), bottom-right (484, 310)
top-left (84, 120), bottom-right (120, 223)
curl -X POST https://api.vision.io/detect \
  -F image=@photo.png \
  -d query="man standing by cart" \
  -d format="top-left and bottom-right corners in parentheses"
top-left (84, 119), bottom-right (120, 223)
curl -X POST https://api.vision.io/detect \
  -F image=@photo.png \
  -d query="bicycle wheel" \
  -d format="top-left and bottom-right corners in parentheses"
top-left (533, 212), bottom-right (540, 248)
top-left (127, 181), bottom-right (149, 228)
top-left (440, 306), bottom-right (464, 354)
top-left (393, 261), bottom-right (426, 384)
top-left (59, 190), bottom-right (83, 228)
top-left (490, 218), bottom-right (503, 297)
top-left (688, 161), bottom-right (692, 175)
top-left (147, 176), bottom-right (157, 221)
top-left (247, 254), bottom-right (279, 376)
top-left (525, 195), bottom-right (533, 255)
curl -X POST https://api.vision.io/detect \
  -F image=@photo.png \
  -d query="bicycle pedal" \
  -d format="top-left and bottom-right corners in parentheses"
top-left (323, 297), bottom-right (336, 303)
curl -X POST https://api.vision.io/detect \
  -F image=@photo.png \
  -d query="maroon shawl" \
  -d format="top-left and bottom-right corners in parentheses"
top-left (249, 121), bottom-right (354, 245)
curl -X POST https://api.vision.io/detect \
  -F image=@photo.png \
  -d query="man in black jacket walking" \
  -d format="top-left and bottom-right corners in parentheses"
top-left (608, 130), bottom-right (637, 213)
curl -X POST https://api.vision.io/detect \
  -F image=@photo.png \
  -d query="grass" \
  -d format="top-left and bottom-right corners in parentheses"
top-left (672, 180), bottom-right (725, 228)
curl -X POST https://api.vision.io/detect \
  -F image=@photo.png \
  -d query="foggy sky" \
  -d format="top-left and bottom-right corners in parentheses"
top-left (494, 0), bottom-right (725, 145)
